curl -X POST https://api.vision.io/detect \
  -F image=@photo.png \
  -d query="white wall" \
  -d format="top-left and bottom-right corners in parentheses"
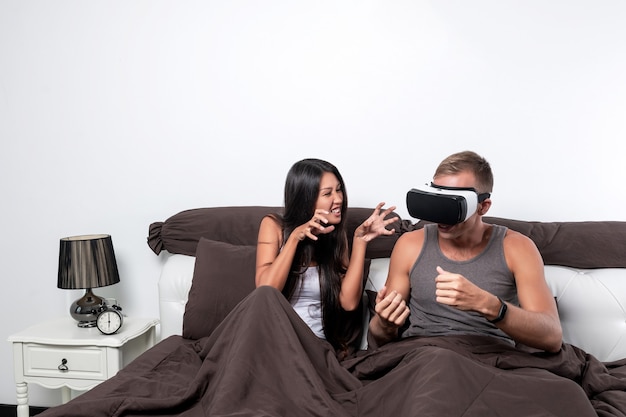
top-left (1, 0), bottom-right (625, 407)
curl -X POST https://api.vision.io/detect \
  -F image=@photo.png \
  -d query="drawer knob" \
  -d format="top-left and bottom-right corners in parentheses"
top-left (58, 358), bottom-right (68, 372)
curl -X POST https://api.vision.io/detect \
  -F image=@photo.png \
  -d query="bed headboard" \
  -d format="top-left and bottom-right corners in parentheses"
top-left (150, 207), bottom-right (626, 362)
top-left (157, 253), bottom-right (196, 340)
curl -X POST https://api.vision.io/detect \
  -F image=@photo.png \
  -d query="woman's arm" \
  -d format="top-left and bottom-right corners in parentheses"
top-left (255, 211), bottom-right (336, 289)
top-left (339, 235), bottom-right (368, 311)
top-left (255, 216), bottom-right (295, 289)
top-left (339, 203), bottom-right (398, 311)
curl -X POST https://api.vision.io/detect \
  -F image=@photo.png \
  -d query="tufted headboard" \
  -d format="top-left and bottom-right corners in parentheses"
top-left (149, 207), bottom-right (626, 362)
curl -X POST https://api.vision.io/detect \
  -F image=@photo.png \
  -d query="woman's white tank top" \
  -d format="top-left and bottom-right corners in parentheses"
top-left (290, 267), bottom-right (325, 339)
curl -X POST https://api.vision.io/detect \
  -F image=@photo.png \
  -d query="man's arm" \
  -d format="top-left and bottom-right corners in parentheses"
top-left (434, 230), bottom-right (562, 352)
top-left (495, 230), bottom-right (562, 351)
top-left (367, 232), bottom-right (417, 347)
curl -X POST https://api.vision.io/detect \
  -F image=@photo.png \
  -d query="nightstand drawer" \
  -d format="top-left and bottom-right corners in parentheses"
top-left (23, 343), bottom-right (107, 380)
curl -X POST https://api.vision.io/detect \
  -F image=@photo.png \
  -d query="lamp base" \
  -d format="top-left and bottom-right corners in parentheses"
top-left (69, 288), bottom-right (106, 328)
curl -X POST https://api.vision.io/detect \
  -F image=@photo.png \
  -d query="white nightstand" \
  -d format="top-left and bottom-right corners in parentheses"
top-left (8, 316), bottom-right (159, 417)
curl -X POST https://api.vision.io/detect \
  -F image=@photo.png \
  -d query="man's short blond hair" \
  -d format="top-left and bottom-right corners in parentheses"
top-left (434, 150), bottom-right (494, 194)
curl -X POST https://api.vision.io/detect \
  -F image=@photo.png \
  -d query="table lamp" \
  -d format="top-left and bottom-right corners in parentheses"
top-left (57, 234), bottom-right (120, 327)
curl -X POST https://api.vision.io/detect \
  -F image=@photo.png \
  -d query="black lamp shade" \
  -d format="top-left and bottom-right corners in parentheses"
top-left (57, 234), bottom-right (120, 290)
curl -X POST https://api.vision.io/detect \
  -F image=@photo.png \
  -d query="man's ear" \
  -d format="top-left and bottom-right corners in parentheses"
top-left (478, 199), bottom-right (491, 216)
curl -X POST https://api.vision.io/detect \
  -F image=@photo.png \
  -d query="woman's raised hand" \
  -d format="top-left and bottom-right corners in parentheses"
top-left (355, 202), bottom-right (398, 242)
top-left (294, 209), bottom-right (336, 241)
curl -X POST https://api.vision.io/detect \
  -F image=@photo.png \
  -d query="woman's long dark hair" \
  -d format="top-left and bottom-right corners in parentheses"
top-left (280, 158), bottom-right (362, 357)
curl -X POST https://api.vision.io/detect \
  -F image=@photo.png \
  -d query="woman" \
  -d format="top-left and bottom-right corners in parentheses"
top-left (256, 158), bottom-right (397, 357)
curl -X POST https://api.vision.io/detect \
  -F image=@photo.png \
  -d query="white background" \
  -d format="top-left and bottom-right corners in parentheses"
top-left (1, 0), bottom-right (625, 407)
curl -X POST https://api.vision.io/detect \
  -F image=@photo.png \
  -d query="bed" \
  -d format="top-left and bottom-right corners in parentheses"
top-left (39, 206), bottom-right (626, 416)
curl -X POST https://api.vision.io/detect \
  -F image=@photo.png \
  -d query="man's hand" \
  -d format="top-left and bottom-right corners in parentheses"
top-left (434, 266), bottom-right (489, 312)
top-left (374, 286), bottom-right (411, 329)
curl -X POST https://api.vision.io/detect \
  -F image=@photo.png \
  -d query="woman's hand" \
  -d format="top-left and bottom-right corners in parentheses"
top-left (354, 202), bottom-right (398, 242)
top-left (293, 209), bottom-right (336, 242)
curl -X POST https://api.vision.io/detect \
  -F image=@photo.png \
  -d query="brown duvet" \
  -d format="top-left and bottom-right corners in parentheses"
top-left (40, 286), bottom-right (626, 417)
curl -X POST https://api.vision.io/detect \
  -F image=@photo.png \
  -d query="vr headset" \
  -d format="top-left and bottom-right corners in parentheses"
top-left (406, 183), bottom-right (491, 225)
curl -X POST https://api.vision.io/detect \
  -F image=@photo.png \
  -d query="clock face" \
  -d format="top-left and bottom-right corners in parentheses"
top-left (96, 310), bottom-right (123, 335)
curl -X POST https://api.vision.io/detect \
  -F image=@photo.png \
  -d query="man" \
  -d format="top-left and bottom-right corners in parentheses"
top-left (369, 150), bottom-right (562, 352)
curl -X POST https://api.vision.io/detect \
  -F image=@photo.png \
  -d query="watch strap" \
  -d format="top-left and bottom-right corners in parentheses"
top-left (489, 297), bottom-right (507, 324)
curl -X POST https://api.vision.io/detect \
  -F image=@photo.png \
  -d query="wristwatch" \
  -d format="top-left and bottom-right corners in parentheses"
top-left (489, 297), bottom-right (508, 324)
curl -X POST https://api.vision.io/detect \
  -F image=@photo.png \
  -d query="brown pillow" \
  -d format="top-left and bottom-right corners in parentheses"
top-left (182, 238), bottom-right (257, 340)
top-left (148, 206), bottom-right (404, 259)
top-left (148, 206), bottom-right (281, 256)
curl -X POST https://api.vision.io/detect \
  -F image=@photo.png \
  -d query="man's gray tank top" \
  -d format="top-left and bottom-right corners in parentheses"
top-left (402, 223), bottom-right (518, 343)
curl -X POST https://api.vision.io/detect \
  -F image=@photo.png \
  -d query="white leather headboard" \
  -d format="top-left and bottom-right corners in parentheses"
top-left (545, 265), bottom-right (626, 362)
top-left (158, 254), bottom-right (626, 362)
top-left (158, 254), bottom-right (195, 340)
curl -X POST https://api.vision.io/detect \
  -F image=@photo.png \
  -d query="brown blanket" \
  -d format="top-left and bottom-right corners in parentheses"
top-left (40, 287), bottom-right (626, 417)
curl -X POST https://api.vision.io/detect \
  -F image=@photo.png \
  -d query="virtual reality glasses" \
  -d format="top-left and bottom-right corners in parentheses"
top-left (406, 183), bottom-right (491, 225)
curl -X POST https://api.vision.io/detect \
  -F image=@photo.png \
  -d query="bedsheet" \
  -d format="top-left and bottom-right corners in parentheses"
top-left (39, 286), bottom-right (626, 417)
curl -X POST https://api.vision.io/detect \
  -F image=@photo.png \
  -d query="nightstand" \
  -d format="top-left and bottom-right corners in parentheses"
top-left (8, 316), bottom-right (159, 417)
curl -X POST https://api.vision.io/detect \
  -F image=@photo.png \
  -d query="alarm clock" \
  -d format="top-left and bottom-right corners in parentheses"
top-left (95, 303), bottom-right (124, 335)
